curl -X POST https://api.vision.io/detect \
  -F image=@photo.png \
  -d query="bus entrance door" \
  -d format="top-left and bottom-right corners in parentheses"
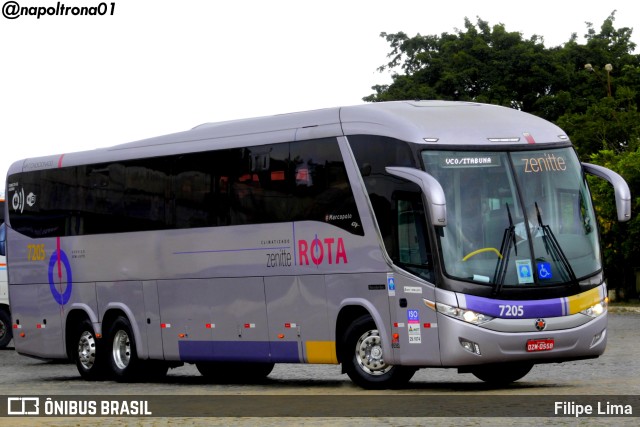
top-left (389, 272), bottom-right (441, 366)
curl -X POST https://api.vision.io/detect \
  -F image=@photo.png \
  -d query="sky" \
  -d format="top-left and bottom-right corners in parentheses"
top-left (1, 0), bottom-right (639, 196)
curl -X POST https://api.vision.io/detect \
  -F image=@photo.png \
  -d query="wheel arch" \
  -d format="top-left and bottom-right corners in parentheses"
top-left (335, 299), bottom-right (391, 365)
top-left (101, 302), bottom-right (148, 359)
top-left (64, 308), bottom-right (94, 359)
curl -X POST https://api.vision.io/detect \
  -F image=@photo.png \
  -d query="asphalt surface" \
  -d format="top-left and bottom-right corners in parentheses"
top-left (0, 308), bottom-right (638, 426)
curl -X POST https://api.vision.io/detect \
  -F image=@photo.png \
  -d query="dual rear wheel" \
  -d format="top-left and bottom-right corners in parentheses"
top-left (73, 314), bottom-right (272, 384)
top-left (74, 315), bottom-right (168, 382)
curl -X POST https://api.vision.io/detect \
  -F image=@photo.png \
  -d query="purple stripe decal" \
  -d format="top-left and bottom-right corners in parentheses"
top-left (463, 295), bottom-right (565, 318)
top-left (179, 341), bottom-right (299, 363)
top-left (271, 342), bottom-right (301, 363)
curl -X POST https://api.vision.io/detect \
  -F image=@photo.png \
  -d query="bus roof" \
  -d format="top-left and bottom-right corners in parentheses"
top-left (8, 101), bottom-right (570, 174)
top-left (340, 101), bottom-right (569, 145)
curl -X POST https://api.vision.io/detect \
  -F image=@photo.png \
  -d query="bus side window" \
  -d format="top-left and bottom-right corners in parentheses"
top-left (290, 138), bottom-right (363, 235)
top-left (395, 193), bottom-right (434, 282)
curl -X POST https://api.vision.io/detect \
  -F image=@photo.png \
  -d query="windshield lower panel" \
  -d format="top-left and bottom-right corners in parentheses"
top-left (422, 148), bottom-right (601, 291)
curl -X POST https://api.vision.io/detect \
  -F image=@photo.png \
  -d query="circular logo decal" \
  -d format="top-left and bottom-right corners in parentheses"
top-left (48, 250), bottom-right (73, 305)
top-left (535, 318), bottom-right (546, 331)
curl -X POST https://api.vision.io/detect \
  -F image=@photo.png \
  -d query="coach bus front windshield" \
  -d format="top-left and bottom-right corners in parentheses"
top-left (422, 147), bottom-right (601, 288)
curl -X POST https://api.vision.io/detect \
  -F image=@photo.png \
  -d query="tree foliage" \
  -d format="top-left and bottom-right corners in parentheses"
top-left (587, 149), bottom-right (640, 298)
top-left (366, 12), bottom-right (640, 298)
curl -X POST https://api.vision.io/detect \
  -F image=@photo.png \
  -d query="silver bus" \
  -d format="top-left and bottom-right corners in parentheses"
top-left (3, 101), bottom-right (631, 388)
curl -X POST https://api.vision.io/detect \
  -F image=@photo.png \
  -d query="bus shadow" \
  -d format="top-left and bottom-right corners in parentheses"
top-left (42, 373), bottom-right (573, 393)
top-left (24, 358), bottom-right (575, 392)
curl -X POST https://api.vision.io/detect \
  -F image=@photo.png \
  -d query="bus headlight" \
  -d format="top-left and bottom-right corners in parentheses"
top-left (581, 299), bottom-right (607, 318)
top-left (435, 302), bottom-right (494, 325)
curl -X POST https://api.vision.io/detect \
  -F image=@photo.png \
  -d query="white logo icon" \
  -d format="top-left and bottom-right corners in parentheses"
top-left (26, 192), bottom-right (37, 207)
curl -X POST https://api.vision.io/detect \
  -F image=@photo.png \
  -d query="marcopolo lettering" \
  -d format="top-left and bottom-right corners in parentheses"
top-left (298, 236), bottom-right (348, 266)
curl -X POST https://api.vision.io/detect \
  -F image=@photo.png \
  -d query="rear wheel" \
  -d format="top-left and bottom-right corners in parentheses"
top-left (196, 362), bottom-right (274, 383)
top-left (342, 314), bottom-right (416, 389)
top-left (0, 309), bottom-right (12, 349)
top-left (470, 362), bottom-right (533, 386)
top-left (107, 316), bottom-right (142, 382)
top-left (74, 320), bottom-right (106, 380)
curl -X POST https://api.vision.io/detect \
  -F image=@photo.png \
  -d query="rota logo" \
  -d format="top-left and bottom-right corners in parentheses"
top-left (298, 235), bottom-right (348, 266)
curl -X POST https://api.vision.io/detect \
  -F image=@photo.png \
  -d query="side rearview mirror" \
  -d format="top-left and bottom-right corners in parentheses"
top-left (582, 162), bottom-right (631, 222)
top-left (385, 166), bottom-right (447, 226)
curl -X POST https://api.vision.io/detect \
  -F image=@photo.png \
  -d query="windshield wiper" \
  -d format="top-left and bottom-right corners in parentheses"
top-left (533, 202), bottom-right (578, 286)
top-left (492, 203), bottom-right (516, 295)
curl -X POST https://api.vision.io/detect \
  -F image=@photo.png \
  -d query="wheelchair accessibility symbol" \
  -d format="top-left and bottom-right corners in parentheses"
top-left (537, 261), bottom-right (553, 280)
top-left (47, 248), bottom-right (73, 305)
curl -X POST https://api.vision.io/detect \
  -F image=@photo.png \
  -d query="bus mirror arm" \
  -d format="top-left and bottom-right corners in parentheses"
top-left (582, 162), bottom-right (632, 222)
top-left (385, 166), bottom-right (447, 226)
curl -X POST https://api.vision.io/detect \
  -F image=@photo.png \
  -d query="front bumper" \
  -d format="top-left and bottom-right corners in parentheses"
top-left (436, 311), bottom-right (607, 367)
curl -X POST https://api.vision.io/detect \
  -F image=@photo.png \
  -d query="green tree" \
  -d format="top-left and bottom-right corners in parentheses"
top-left (587, 149), bottom-right (640, 299)
top-left (537, 13), bottom-right (639, 124)
top-left (366, 12), bottom-right (640, 298)
top-left (364, 17), bottom-right (554, 112)
top-left (554, 15), bottom-right (640, 298)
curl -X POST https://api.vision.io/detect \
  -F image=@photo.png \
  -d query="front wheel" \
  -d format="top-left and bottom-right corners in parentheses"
top-left (342, 315), bottom-right (415, 389)
top-left (470, 362), bottom-right (533, 386)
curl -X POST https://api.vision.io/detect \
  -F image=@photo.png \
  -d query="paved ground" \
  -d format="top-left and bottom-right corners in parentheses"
top-left (0, 310), bottom-right (638, 426)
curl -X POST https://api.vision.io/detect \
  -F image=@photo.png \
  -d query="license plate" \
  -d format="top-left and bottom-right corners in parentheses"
top-left (526, 338), bottom-right (554, 352)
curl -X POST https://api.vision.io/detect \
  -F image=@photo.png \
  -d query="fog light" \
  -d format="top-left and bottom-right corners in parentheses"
top-left (590, 329), bottom-right (606, 347)
top-left (460, 338), bottom-right (481, 355)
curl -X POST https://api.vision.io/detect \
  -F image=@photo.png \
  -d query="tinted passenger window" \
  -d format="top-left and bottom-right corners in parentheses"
top-left (348, 135), bottom-right (416, 250)
top-left (8, 138), bottom-right (363, 237)
top-left (291, 139), bottom-right (362, 234)
top-left (349, 135), bottom-right (433, 280)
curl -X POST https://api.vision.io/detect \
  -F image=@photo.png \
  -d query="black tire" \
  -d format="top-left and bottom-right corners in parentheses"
top-left (342, 314), bottom-right (416, 389)
top-left (0, 309), bottom-right (12, 349)
top-left (107, 316), bottom-right (143, 382)
top-left (470, 362), bottom-right (533, 386)
top-left (196, 361), bottom-right (275, 383)
top-left (74, 319), bottom-right (107, 380)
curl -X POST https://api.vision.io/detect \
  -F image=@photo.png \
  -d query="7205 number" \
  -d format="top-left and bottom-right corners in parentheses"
top-left (27, 244), bottom-right (46, 261)
top-left (499, 304), bottom-right (524, 317)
